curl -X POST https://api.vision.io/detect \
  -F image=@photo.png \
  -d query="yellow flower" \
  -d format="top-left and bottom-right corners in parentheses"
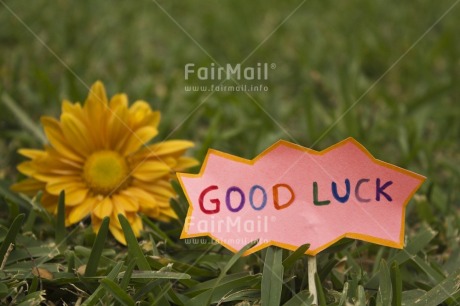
top-left (11, 81), bottom-right (198, 244)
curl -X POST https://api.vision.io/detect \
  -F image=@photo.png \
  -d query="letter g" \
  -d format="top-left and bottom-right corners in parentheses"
top-left (199, 185), bottom-right (220, 214)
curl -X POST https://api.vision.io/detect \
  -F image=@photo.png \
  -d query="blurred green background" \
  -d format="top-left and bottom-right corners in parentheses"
top-left (2, 1), bottom-right (459, 194)
top-left (0, 0), bottom-right (459, 304)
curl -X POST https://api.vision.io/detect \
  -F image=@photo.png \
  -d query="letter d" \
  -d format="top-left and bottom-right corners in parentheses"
top-left (273, 184), bottom-right (295, 210)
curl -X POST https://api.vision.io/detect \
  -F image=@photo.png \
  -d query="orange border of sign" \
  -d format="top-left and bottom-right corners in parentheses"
top-left (177, 137), bottom-right (426, 256)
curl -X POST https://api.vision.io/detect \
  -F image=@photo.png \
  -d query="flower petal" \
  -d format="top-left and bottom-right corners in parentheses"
top-left (85, 81), bottom-right (108, 117)
top-left (41, 117), bottom-right (84, 163)
top-left (68, 196), bottom-right (97, 224)
top-left (10, 178), bottom-right (45, 196)
top-left (129, 100), bottom-right (159, 128)
top-left (133, 140), bottom-right (195, 161)
top-left (160, 207), bottom-right (178, 219)
top-left (129, 213), bottom-right (143, 236)
top-left (62, 100), bottom-right (86, 123)
top-left (109, 225), bottom-right (127, 245)
top-left (65, 188), bottom-right (89, 206)
top-left (149, 140), bottom-right (195, 156)
top-left (46, 178), bottom-right (88, 206)
top-left (132, 179), bottom-right (175, 199)
top-left (41, 192), bottom-right (59, 214)
top-left (46, 146), bottom-right (83, 169)
top-left (111, 200), bottom-right (126, 230)
top-left (120, 187), bottom-right (159, 217)
top-left (107, 98), bottom-right (130, 151)
top-left (30, 155), bottom-right (81, 181)
top-left (91, 214), bottom-right (103, 233)
top-left (18, 149), bottom-right (46, 159)
top-left (60, 113), bottom-right (93, 156)
top-left (93, 196), bottom-right (113, 219)
top-left (155, 214), bottom-right (172, 222)
top-left (17, 161), bottom-right (36, 176)
top-left (174, 156), bottom-right (200, 171)
top-left (112, 194), bottom-right (139, 212)
top-left (84, 81), bottom-right (108, 148)
top-left (131, 160), bottom-right (170, 181)
top-left (121, 126), bottom-right (158, 155)
top-left (109, 93), bottom-right (128, 110)
top-left (45, 176), bottom-right (85, 194)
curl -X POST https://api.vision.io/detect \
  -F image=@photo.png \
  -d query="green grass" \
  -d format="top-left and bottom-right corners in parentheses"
top-left (1, 0), bottom-right (460, 305)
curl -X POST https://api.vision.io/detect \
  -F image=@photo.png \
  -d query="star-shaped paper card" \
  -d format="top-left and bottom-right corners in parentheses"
top-left (177, 138), bottom-right (425, 255)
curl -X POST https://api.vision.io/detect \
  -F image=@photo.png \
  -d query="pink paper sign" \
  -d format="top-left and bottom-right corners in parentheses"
top-left (178, 138), bottom-right (425, 255)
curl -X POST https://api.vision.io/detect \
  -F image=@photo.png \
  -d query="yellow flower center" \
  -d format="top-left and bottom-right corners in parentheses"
top-left (83, 151), bottom-right (129, 195)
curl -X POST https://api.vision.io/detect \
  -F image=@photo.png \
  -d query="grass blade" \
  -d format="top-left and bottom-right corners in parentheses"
top-left (81, 261), bottom-right (123, 306)
top-left (120, 259), bottom-right (136, 290)
top-left (377, 259), bottom-right (392, 306)
top-left (0, 182), bottom-right (33, 211)
top-left (219, 289), bottom-right (261, 303)
top-left (101, 278), bottom-right (135, 306)
top-left (55, 190), bottom-right (66, 253)
top-left (205, 239), bottom-right (258, 303)
top-left (318, 258), bottom-right (339, 282)
top-left (218, 240), bottom-right (257, 276)
top-left (1, 92), bottom-right (47, 143)
top-left (357, 285), bottom-right (366, 306)
top-left (367, 224), bottom-right (438, 289)
top-left (282, 244), bottom-right (310, 270)
top-left (338, 282), bottom-right (349, 306)
top-left (118, 214), bottom-right (150, 271)
top-left (390, 224), bottom-right (437, 264)
top-left (391, 261), bottom-right (402, 306)
top-left (402, 267), bottom-right (460, 305)
top-left (314, 272), bottom-right (326, 306)
top-left (282, 290), bottom-right (314, 306)
top-left (84, 217), bottom-right (110, 277)
top-left (0, 213), bottom-right (25, 267)
top-left (188, 240), bottom-right (258, 306)
top-left (261, 246), bottom-right (284, 306)
top-left (119, 270), bottom-right (191, 280)
top-left (411, 254), bottom-right (445, 284)
top-left (142, 216), bottom-right (178, 247)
